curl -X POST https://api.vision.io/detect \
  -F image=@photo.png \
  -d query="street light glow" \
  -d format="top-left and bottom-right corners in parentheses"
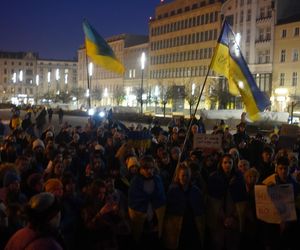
top-left (55, 69), bottom-right (60, 80)
top-left (88, 62), bottom-right (93, 77)
top-left (19, 70), bottom-right (23, 82)
top-left (47, 72), bottom-right (51, 83)
top-left (36, 75), bottom-right (39, 86)
top-left (192, 83), bottom-right (195, 95)
top-left (104, 87), bottom-right (108, 97)
top-left (141, 52), bottom-right (146, 70)
top-left (12, 72), bottom-right (17, 83)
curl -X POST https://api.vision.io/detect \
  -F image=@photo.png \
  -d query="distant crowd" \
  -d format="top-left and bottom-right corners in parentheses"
top-left (0, 107), bottom-right (299, 250)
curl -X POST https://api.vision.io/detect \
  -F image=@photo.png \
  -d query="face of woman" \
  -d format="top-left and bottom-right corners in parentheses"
top-left (276, 164), bottom-right (289, 182)
top-left (178, 169), bottom-right (190, 187)
top-left (221, 156), bottom-right (233, 174)
top-left (245, 173), bottom-right (258, 187)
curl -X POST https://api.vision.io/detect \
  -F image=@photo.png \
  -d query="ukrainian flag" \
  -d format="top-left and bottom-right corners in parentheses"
top-left (83, 19), bottom-right (125, 75)
top-left (211, 21), bottom-right (270, 120)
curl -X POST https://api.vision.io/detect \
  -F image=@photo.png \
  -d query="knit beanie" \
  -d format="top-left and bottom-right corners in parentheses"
top-left (44, 178), bottom-right (63, 193)
top-left (126, 157), bottom-right (139, 169)
top-left (32, 139), bottom-right (45, 150)
top-left (26, 192), bottom-right (60, 223)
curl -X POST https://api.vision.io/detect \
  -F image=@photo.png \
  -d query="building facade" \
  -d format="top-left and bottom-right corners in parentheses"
top-left (77, 34), bottom-right (148, 109)
top-left (273, 14), bottom-right (300, 113)
top-left (149, 0), bottom-right (223, 112)
top-left (0, 51), bottom-right (38, 104)
top-left (221, 0), bottom-right (274, 97)
top-left (0, 51), bottom-right (77, 105)
top-left (36, 59), bottom-right (78, 105)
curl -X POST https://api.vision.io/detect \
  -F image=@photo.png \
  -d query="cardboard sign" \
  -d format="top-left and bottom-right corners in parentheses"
top-left (193, 134), bottom-right (222, 150)
top-left (255, 184), bottom-right (297, 224)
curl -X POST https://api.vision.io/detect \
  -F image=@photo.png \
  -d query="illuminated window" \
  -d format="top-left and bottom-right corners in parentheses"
top-left (280, 73), bottom-right (285, 86)
top-left (292, 49), bottom-right (299, 61)
top-left (280, 50), bottom-right (286, 62)
top-left (292, 72), bottom-right (298, 86)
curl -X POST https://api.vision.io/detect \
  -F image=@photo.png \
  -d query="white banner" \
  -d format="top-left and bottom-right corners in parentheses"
top-left (193, 134), bottom-right (222, 150)
top-left (255, 184), bottom-right (297, 224)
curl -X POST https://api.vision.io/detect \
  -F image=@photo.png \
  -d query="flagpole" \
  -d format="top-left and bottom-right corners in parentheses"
top-left (85, 53), bottom-right (91, 110)
top-left (177, 59), bottom-right (215, 165)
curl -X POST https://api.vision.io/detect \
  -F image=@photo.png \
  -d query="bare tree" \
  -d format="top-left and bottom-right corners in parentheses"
top-left (183, 77), bottom-right (200, 116)
top-left (158, 80), bottom-right (173, 117)
top-left (91, 87), bottom-right (103, 107)
top-left (208, 79), bottom-right (233, 109)
top-left (70, 87), bottom-right (86, 109)
top-left (114, 85), bottom-right (126, 106)
top-left (55, 91), bottom-right (72, 104)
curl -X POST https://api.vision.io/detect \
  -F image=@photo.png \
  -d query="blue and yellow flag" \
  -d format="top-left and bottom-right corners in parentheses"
top-left (82, 19), bottom-right (125, 75)
top-left (211, 21), bottom-right (270, 120)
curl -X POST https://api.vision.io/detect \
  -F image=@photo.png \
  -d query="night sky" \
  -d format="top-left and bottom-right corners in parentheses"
top-left (0, 0), bottom-right (163, 60)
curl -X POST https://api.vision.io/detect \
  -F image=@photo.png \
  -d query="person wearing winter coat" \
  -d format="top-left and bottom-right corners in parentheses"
top-left (163, 162), bottom-right (205, 250)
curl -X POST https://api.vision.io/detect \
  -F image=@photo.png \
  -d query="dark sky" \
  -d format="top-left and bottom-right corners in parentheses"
top-left (0, 0), bottom-right (162, 60)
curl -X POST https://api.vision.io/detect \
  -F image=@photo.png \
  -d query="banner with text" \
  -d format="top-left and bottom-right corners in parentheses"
top-left (193, 134), bottom-right (222, 150)
top-left (255, 184), bottom-right (297, 224)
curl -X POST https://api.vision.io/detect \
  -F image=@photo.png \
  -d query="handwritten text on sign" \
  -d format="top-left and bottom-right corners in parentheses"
top-left (255, 184), bottom-right (297, 224)
top-left (193, 134), bottom-right (222, 150)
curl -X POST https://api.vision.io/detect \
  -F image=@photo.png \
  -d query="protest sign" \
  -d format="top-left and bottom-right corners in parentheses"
top-left (193, 134), bottom-right (222, 150)
top-left (255, 184), bottom-right (297, 224)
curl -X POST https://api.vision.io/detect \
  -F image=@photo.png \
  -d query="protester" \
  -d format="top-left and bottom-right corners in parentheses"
top-left (4, 192), bottom-right (65, 250)
top-left (128, 155), bottom-right (166, 249)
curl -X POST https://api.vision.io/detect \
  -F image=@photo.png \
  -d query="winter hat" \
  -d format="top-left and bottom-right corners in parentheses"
top-left (94, 144), bottom-right (105, 153)
top-left (46, 131), bottom-right (54, 138)
top-left (3, 171), bottom-right (20, 187)
top-left (26, 192), bottom-right (60, 223)
top-left (126, 156), bottom-right (139, 169)
top-left (44, 178), bottom-right (63, 193)
top-left (32, 139), bottom-right (45, 150)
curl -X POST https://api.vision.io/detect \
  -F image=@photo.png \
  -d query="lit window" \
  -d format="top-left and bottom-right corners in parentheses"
top-left (281, 29), bottom-right (287, 38)
top-left (292, 72), bottom-right (298, 86)
top-left (280, 49), bottom-right (286, 62)
top-left (280, 73), bottom-right (285, 86)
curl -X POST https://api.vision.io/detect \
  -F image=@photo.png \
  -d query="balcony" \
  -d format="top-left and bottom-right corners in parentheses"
top-left (256, 15), bottom-right (272, 23)
top-left (255, 38), bottom-right (271, 45)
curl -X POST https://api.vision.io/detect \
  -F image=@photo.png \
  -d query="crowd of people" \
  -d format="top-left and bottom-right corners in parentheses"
top-left (0, 108), bottom-right (299, 250)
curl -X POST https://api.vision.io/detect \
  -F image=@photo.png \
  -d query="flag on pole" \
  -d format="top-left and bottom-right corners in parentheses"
top-left (82, 19), bottom-right (125, 75)
top-left (211, 20), bottom-right (270, 120)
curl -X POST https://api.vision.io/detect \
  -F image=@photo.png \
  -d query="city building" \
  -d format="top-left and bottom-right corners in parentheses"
top-left (37, 58), bottom-right (77, 105)
top-left (0, 51), bottom-right (38, 104)
top-left (77, 34), bottom-right (148, 109)
top-left (273, 14), bottom-right (300, 113)
top-left (0, 51), bottom-right (77, 105)
top-left (221, 0), bottom-right (274, 98)
top-left (149, 0), bottom-right (223, 113)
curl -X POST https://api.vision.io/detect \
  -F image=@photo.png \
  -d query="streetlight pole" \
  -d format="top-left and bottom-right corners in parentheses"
top-left (140, 52), bottom-right (146, 114)
top-left (87, 62), bottom-right (93, 109)
top-left (36, 74), bottom-right (39, 105)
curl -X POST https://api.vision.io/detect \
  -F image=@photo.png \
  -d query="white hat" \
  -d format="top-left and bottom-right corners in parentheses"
top-left (32, 139), bottom-right (45, 150)
top-left (94, 144), bottom-right (104, 152)
top-left (126, 157), bottom-right (139, 169)
top-left (46, 131), bottom-right (54, 138)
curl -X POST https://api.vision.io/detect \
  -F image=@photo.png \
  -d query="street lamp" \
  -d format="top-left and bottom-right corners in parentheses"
top-left (36, 75), bottom-right (39, 105)
top-left (140, 52), bottom-right (146, 114)
top-left (87, 62), bottom-right (93, 109)
top-left (47, 71), bottom-right (51, 103)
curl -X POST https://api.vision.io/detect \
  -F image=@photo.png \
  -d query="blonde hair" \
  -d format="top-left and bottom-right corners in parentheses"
top-left (173, 162), bottom-right (191, 184)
